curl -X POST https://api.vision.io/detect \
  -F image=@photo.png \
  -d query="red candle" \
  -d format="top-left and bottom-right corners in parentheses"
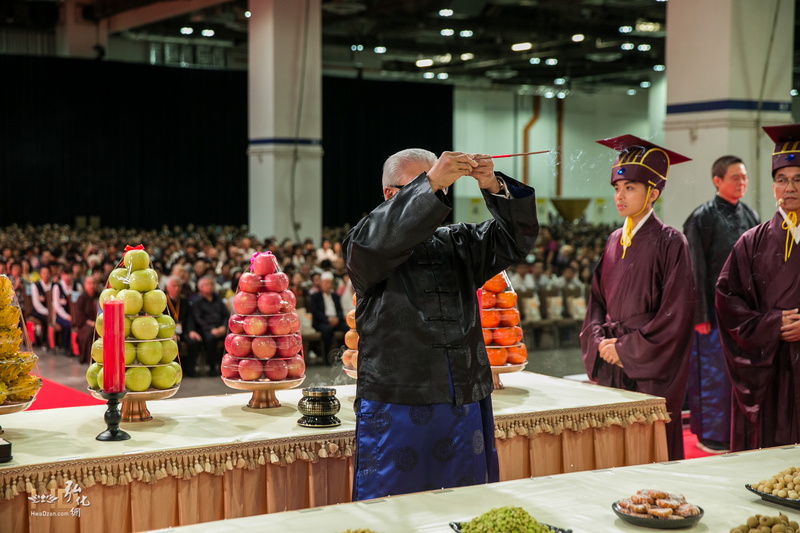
top-left (102, 299), bottom-right (126, 393)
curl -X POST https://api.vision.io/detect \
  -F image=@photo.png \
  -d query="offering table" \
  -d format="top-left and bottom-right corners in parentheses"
top-left (147, 445), bottom-right (800, 533)
top-left (0, 372), bottom-right (668, 532)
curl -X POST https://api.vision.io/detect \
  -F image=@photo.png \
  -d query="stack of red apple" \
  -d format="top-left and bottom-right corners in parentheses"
top-left (341, 295), bottom-right (358, 373)
top-left (479, 272), bottom-right (528, 367)
top-left (221, 252), bottom-right (305, 383)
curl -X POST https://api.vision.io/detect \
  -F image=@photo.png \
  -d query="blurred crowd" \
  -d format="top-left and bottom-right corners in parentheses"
top-left (0, 220), bottom-right (616, 371)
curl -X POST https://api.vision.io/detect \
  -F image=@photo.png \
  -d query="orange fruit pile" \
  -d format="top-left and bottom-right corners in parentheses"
top-left (479, 272), bottom-right (527, 367)
top-left (341, 293), bottom-right (359, 371)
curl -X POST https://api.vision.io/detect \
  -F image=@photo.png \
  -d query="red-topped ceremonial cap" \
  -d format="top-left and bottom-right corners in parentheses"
top-left (597, 134), bottom-right (691, 191)
top-left (763, 123), bottom-right (800, 175)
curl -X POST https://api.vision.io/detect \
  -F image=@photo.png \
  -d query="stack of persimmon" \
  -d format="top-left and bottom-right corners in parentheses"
top-left (480, 272), bottom-right (527, 367)
top-left (342, 293), bottom-right (359, 371)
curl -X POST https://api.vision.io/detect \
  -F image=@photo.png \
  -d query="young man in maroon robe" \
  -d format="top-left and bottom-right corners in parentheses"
top-left (716, 123), bottom-right (800, 452)
top-left (580, 135), bottom-right (695, 461)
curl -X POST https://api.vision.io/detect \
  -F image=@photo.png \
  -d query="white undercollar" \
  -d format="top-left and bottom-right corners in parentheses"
top-left (624, 208), bottom-right (654, 238)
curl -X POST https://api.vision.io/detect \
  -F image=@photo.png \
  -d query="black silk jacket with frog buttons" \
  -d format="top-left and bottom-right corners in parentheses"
top-left (343, 172), bottom-right (539, 406)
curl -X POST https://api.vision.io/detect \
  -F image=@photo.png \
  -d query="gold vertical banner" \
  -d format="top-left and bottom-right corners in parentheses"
top-left (470, 198), bottom-right (482, 223)
top-left (594, 198), bottom-right (606, 220)
top-left (536, 197), bottom-right (548, 222)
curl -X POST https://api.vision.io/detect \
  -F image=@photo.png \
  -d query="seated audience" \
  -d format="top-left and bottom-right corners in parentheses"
top-left (530, 259), bottom-right (553, 292)
top-left (0, 220), bottom-right (616, 361)
top-left (309, 271), bottom-right (349, 364)
top-left (186, 276), bottom-right (229, 377)
top-left (51, 267), bottom-right (80, 354)
top-left (508, 262), bottom-right (535, 294)
top-left (72, 276), bottom-right (99, 365)
top-left (165, 275), bottom-right (193, 348)
top-left (29, 265), bottom-right (52, 347)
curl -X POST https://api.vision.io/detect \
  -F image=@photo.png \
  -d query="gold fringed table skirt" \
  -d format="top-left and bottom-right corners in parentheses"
top-left (0, 372), bottom-right (668, 532)
top-left (494, 396), bottom-right (669, 479)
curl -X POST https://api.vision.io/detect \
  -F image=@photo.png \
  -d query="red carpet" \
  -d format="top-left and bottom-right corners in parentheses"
top-left (28, 378), bottom-right (105, 411)
top-left (683, 428), bottom-right (714, 460)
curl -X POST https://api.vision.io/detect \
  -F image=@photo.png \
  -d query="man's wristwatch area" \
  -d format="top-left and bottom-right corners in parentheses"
top-left (494, 176), bottom-right (512, 199)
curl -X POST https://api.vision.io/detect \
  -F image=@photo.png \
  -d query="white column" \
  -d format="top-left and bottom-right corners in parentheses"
top-left (248, 0), bottom-right (323, 242)
top-left (647, 71), bottom-right (667, 145)
top-left (661, 0), bottom-right (794, 227)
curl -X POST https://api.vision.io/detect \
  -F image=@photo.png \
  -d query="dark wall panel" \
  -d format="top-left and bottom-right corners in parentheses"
top-left (0, 56), bottom-right (453, 233)
top-left (321, 76), bottom-right (453, 229)
top-left (0, 55), bottom-right (248, 229)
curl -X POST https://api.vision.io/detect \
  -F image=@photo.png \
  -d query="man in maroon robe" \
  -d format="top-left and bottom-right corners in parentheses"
top-left (580, 135), bottom-right (695, 460)
top-left (716, 123), bottom-right (800, 451)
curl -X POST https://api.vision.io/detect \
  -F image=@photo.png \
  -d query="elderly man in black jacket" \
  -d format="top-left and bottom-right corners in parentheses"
top-left (683, 155), bottom-right (759, 454)
top-left (343, 148), bottom-right (539, 501)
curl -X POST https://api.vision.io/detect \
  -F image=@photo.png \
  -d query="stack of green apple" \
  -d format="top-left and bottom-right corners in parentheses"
top-left (85, 248), bottom-right (182, 393)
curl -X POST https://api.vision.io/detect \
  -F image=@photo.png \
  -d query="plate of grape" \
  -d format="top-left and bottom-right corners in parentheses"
top-left (450, 506), bottom-right (571, 533)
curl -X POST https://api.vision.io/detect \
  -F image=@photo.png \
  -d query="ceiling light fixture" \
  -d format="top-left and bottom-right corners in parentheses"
top-left (572, 34), bottom-right (585, 42)
top-left (416, 59), bottom-right (434, 68)
top-left (543, 89), bottom-right (555, 99)
top-left (545, 58), bottom-right (558, 66)
top-left (180, 27), bottom-right (193, 35)
top-left (640, 81), bottom-right (652, 88)
top-left (529, 58), bottom-right (541, 65)
top-left (635, 20), bottom-right (662, 32)
top-left (485, 68), bottom-right (517, 80)
top-left (621, 43), bottom-right (634, 51)
top-left (556, 91), bottom-right (567, 99)
top-left (626, 89), bottom-right (637, 96)
top-left (350, 44), bottom-right (364, 51)
top-left (441, 29), bottom-right (454, 37)
top-left (423, 72), bottom-right (435, 79)
top-left (321, 1), bottom-right (366, 15)
top-left (439, 9), bottom-right (453, 17)
top-left (653, 64), bottom-right (666, 71)
top-left (619, 26), bottom-right (633, 33)
top-left (459, 30), bottom-right (473, 38)
top-left (586, 52), bottom-right (623, 63)
top-left (637, 44), bottom-right (651, 52)
top-left (511, 42), bottom-right (532, 52)
top-left (461, 53), bottom-right (474, 61)
top-left (554, 78), bottom-right (566, 85)
top-left (201, 29), bottom-right (214, 37)
top-left (374, 46), bottom-right (386, 54)
top-left (791, 89), bottom-right (798, 96)
top-left (437, 73), bottom-right (449, 80)
top-left (244, 11), bottom-right (251, 18)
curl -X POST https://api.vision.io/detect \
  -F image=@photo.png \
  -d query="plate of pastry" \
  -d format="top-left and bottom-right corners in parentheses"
top-left (613, 489), bottom-right (703, 529)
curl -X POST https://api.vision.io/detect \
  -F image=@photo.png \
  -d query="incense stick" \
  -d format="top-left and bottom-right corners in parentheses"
top-left (478, 150), bottom-right (551, 159)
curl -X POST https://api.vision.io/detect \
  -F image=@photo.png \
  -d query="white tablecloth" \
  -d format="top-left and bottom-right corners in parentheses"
top-left (0, 372), bottom-right (666, 472)
top-left (0, 371), bottom-right (669, 532)
top-left (147, 445), bottom-right (800, 533)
